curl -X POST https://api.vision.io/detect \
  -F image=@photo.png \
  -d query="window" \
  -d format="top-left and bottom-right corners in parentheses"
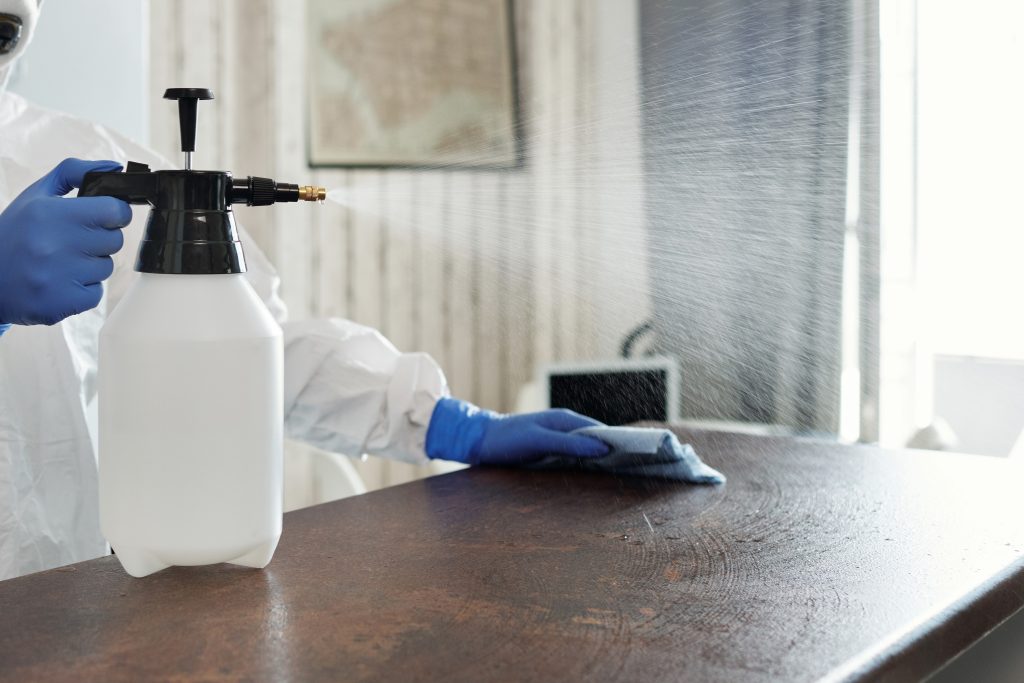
top-left (880, 0), bottom-right (1024, 454)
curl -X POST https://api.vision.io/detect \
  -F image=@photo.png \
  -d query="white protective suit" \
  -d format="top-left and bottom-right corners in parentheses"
top-left (0, 1), bottom-right (448, 580)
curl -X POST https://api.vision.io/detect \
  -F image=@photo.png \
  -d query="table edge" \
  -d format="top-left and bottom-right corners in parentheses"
top-left (827, 557), bottom-right (1024, 682)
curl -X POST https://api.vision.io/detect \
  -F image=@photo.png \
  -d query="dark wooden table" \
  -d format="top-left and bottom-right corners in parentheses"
top-left (2, 427), bottom-right (1024, 682)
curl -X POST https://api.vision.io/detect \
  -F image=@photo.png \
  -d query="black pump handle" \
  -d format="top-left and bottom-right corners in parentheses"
top-left (79, 168), bottom-right (160, 205)
top-left (163, 88), bottom-right (214, 153)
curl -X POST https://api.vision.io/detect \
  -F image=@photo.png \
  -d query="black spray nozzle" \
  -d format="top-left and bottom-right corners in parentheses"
top-left (230, 176), bottom-right (326, 206)
top-left (79, 164), bottom-right (326, 209)
top-left (163, 88), bottom-right (213, 166)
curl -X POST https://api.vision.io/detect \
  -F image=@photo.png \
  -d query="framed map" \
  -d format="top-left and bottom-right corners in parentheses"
top-left (307, 0), bottom-right (520, 168)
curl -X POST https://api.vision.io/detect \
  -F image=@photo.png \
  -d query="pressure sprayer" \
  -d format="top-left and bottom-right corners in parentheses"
top-left (78, 88), bottom-right (325, 578)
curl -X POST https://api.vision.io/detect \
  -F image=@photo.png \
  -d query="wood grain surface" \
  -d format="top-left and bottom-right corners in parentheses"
top-left (2, 427), bottom-right (1024, 682)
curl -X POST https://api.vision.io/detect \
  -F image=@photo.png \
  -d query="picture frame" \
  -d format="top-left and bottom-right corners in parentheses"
top-left (307, 0), bottom-right (521, 169)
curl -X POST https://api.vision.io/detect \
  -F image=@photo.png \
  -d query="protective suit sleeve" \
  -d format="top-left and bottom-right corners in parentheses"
top-left (283, 319), bottom-right (448, 464)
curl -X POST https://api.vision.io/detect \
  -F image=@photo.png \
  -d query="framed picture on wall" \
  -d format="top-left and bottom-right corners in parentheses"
top-left (307, 0), bottom-right (520, 168)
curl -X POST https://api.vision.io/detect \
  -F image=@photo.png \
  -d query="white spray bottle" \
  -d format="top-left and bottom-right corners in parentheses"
top-left (79, 88), bottom-right (325, 577)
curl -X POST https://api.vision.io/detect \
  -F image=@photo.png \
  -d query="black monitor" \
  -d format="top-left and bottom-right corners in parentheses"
top-left (545, 358), bottom-right (679, 426)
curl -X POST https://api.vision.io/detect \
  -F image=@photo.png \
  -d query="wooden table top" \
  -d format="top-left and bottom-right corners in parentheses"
top-left (2, 427), bottom-right (1024, 682)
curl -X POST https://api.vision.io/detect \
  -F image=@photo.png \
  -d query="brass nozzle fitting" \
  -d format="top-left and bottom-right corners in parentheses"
top-left (231, 178), bottom-right (328, 206)
top-left (298, 185), bottom-right (327, 202)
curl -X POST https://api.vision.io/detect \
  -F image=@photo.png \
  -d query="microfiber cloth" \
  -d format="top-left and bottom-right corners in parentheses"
top-left (526, 426), bottom-right (726, 484)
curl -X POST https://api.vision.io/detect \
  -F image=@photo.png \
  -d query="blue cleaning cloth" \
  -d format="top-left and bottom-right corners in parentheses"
top-left (525, 426), bottom-right (726, 484)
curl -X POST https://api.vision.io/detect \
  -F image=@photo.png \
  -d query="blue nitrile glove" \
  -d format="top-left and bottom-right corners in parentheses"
top-left (0, 159), bottom-right (131, 327)
top-left (426, 397), bottom-right (611, 465)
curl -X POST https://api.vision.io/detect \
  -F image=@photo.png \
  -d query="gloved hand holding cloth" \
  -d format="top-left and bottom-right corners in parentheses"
top-left (426, 398), bottom-right (725, 485)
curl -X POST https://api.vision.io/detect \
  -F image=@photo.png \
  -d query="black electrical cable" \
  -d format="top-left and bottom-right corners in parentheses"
top-left (620, 320), bottom-right (655, 359)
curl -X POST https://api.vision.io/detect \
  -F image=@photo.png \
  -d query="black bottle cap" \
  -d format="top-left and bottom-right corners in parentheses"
top-left (134, 171), bottom-right (246, 275)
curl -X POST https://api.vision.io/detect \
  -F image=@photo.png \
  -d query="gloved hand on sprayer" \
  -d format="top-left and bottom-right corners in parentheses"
top-left (0, 159), bottom-right (132, 332)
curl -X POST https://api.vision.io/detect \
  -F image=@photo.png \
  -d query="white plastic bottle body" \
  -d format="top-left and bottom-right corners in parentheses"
top-left (99, 273), bottom-right (283, 577)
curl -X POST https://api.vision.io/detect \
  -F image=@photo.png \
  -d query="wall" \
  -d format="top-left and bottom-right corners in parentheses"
top-left (8, 0), bottom-right (150, 144)
top-left (148, 0), bottom-right (647, 490)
